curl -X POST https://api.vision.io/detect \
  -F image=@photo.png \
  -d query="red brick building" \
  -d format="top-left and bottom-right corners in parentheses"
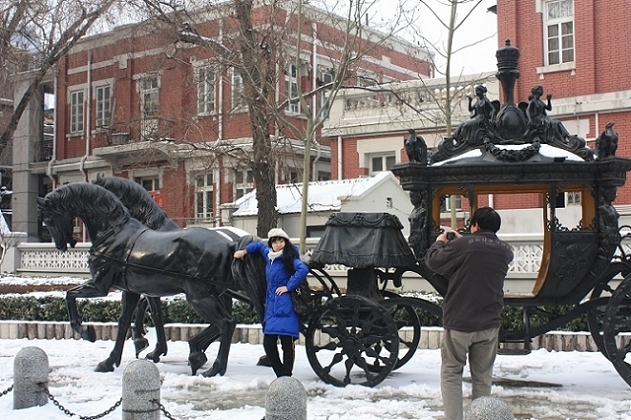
top-left (13, 1), bottom-right (433, 240)
top-left (495, 0), bottom-right (631, 209)
top-left (324, 0), bottom-right (631, 229)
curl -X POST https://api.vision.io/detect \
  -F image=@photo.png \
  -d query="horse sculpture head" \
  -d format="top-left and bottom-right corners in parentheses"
top-left (93, 175), bottom-right (178, 231)
top-left (37, 195), bottom-right (77, 252)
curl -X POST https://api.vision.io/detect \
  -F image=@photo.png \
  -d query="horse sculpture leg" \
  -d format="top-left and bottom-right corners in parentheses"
top-left (144, 296), bottom-right (168, 362)
top-left (187, 325), bottom-right (221, 375)
top-left (131, 296), bottom-right (150, 357)
top-left (187, 294), bottom-right (236, 377)
top-left (95, 291), bottom-right (141, 372)
top-left (66, 282), bottom-right (111, 342)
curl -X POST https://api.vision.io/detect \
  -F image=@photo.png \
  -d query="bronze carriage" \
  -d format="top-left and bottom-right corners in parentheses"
top-left (298, 41), bottom-right (631, 388)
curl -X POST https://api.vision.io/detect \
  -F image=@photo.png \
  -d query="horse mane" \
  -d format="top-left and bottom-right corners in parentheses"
top-left (45, 183), bottom-right (130, 221)
top-left (93, 176), bottom-right (175, 230)
top-left (231, 235), bottom-right (267, 322)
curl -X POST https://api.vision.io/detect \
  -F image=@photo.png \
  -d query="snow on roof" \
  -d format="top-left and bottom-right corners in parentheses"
top-left (232, 171), bottom-right (395, 216)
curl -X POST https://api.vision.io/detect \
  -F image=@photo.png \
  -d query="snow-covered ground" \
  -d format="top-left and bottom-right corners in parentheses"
top-left (0, 329), bottom-right (630, 419)
top-left (1, 275), bottom-right (631, 419)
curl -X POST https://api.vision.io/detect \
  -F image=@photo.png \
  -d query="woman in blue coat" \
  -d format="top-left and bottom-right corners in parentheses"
top-left (233, 228), bottom-right (309, 377)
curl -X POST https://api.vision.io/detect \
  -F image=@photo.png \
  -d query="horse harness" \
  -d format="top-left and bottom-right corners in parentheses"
top-left (89, 223), bottom-right (236, 292)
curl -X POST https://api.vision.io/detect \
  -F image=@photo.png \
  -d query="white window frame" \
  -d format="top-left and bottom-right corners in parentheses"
top-left (567, 191), bottom-right (581, 206)
top-left (70, 89), bottom-right (84, 133)
top-left (195, 173), bottom-right (214, 221)
top-left (95, 85), bottom-right (111, 129)
top-left (543, 0), bottom-right (574, 66)
top-left (368, 153), bottom-right (396, 175)
top-left (288, 169), bottom-right (302, 183)
top-left (231, 68), bottom-right (245, 111)
top-left (137, 74), bottom-right (160, 139)
top-left (441, 195), bottom-right (463, 212)
top-left (134, 176), bottom-right (160, 192)
top-left (140, 75), bottom-right (159, 119)
top-left (285, 63), bottom-right (300, 114)
top-left (318, 65), bottom-right (334, 110)
top-left (197, 65), bottom-right (216, 115)
top-left (235, 169), bottom-right (254, 200)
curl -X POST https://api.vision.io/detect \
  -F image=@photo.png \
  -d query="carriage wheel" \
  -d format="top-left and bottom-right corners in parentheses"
top-left (587, 262), bottom-right (631, 358)
top-left (602, 274), bottom-right (631, 387)
top-left (297, 267), bottom-right (343, 332)
top-left (380, 294), bottom-right (421, 370)
top-left (305, 295), bottom-right (399, 387)
top-left (308, 266), bottom-right (342, 297)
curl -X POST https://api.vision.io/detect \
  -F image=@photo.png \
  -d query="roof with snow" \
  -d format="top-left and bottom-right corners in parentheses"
top-left (232, 171), bottom-right (397, 216)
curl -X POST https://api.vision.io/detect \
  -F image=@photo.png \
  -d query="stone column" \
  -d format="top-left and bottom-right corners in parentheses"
top-left (265, 376), bottom-right (307, 420)
top-left (464, 396), bottom-right (514, 420)
top-left (13, 346), bottom-right (49, 409)
top-left (122, 359), bottom-right (161, 420)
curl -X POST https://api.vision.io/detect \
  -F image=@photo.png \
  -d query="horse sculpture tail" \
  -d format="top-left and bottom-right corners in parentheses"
top-left (231, 235), bottom-right (267, 322)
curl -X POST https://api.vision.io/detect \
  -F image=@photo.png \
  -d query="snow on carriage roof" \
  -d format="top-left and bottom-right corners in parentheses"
top-left (432, 143), bottom-right (585, 166)
top-left (232, 171), bottom-right (395, 216)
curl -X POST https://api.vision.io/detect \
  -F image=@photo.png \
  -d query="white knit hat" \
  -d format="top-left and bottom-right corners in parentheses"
top-left (267, 228), bottom-right (290, 240)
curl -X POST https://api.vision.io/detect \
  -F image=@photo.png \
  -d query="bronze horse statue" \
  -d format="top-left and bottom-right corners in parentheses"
top-left (37, 182), bottom-right (262, 377)
top-left (93, 176), bottom-right (265, 371)
top-left (94, 175), bottom-right (178, 366)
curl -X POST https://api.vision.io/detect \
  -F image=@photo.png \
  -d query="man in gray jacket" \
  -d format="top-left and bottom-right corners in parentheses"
top-left (425, 207), bottom-right (513, 420)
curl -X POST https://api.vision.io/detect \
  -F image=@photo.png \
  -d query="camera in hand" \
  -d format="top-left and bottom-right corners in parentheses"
top-left (446, 232), bottom-right (456, 241)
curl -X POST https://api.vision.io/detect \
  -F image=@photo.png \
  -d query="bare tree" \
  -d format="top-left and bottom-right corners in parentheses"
top-left (407, 0), bottom-right (494, 227)
top-left (0, 0), bottom-right (120, 153)
top-left (133, 0), bottom-right (288, 236)
top-left (273, 0), bottom-right (425, 252)
top-left (119, 0), bottom-right (431, 239)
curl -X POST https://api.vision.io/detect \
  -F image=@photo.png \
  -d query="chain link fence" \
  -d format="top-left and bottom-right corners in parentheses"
top-left (0, 380), bottom-right (182, 419)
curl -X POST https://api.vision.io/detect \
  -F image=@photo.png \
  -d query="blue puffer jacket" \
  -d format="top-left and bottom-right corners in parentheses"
top-left (245, 241), bottom-right (309, 338)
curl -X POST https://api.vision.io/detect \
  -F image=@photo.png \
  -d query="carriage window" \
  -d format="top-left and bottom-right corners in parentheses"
top-left (554, 192), bottom-right (565, 208)
top-left (195, 173), bottom-right (213, 222)
top-left (554, 191), bottom-right (582, 208)
top-left (567, 191), bottom-right (581, 205)
top-left (441, 195), bottom-right (462, 212)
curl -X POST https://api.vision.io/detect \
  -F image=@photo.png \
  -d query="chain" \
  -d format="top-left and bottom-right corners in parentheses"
top-left (0, 384), bottom-right (13, 398)
top-left (43, 383), bottom-right (122, 419)
top-left (153, 399), bottom-right (179, 420)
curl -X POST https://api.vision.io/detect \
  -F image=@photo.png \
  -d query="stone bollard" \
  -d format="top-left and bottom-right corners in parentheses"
top-left (122, 359), bottom-right (161, 420)
top-left (13, 346), bottom-right (49, 409)
top-left (265, 377), bottom-right (307, 420)
top-left (465, 396), bottom-right (514, 420)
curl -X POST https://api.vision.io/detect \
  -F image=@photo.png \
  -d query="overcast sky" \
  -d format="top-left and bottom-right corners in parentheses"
top-left (358, 0), bottom-right (500, 76)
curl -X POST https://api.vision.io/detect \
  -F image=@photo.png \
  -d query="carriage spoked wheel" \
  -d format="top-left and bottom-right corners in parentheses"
top-left (309, 267), bottom-right (342, 299)
top-left (305, 295), bottom-right (399, 387)
top-left (602, 274), bottom-right (631, 387)
top-left (296, 267), bottom-right (343, 334)
top-left (587, 262), bottom-right (631, 358)
top-left (378, 292), bottom-right (421, 370)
